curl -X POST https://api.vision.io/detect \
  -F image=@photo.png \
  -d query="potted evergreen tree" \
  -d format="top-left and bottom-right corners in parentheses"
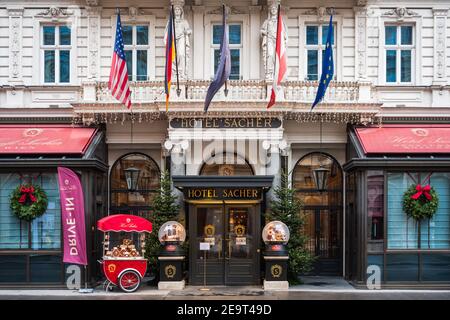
top-left (145, 170), bottom-right (181, 284)
top-left (265, 173), bottom-right (315, 284)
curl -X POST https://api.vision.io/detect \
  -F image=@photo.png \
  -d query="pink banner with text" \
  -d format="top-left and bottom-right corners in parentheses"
top-left (58, 167), bottom-right (88, 265)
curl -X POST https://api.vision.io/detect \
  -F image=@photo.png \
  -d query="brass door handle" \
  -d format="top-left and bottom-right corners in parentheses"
top-left (218, 238), bottom-right (222, 260)
top-left (225, 239), bottom-right (231, 260)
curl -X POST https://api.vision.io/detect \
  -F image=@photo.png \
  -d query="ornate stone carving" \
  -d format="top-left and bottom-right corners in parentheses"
top-left (433, 9), bottom-right (448, 80)
top-left (86, 0), bottom-right (99, 6)
top-left (87, 7), bottom-right (101, 79)
top-left (164, 1), bottom-right (191, 80)
top-left (37, 6), bottom-right (72, 18)
top-left (207, 6), bottom-right (245, 15)
top-left (355, 6), bottom-right (367, 80)
top-left (261, 0), bottom-right (288, 80)
top-left (302, 7), bottom-right (336, 18)
top-left (8, 8), bottom-right (23, 82)
top-left (382, 7), bottom-right (419, 20)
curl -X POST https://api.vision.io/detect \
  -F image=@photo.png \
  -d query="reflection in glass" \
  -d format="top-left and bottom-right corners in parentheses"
top-left (59, 26), bottom-right (71, 45)
top-left (385, 26), bottom-right (397, 45)
top-left (307, 50), bottom-right (318, 80)
top-left (401, 50), bottom-right (411, 82)
top-left (43, 26), bottom-right (55, 45)
top-left (401, 26), bottom-right (413, 45)
top-left (59, 50), bottom-right (70, 83)
top-left (136, 26), bottom-right (149, 45)
top-left (136, 50), bottom-right (147, 81)
top-left (306, 26), bottom-right (318, 45)
top-left (386, 50), bottom-right (396, 82)
top-left (122, 25), bottom-right (133, 45)
top-left (44, 50), bottom-right (55, 83)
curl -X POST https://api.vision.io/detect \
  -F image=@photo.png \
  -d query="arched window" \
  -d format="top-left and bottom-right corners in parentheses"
top-left (292, 152), bottom-right (343, 274)
top-left (293, 152), bottom-right (342, 206)
top-left (110, 153), bottom-right (160, 214)
top-left (200, 153), bottom-right (254, 176)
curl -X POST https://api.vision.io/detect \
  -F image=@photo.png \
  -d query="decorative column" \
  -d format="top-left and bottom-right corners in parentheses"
top-left (86, 5), bottom-right (101, 80)
top-left (432, 8), bottom-right (449, 107)
top-left (191, 4), bottom-right (205, 80)
top-left (8, 7), bottom-right (23, 85)
top-left (354, 3), bottom-right (368, 81)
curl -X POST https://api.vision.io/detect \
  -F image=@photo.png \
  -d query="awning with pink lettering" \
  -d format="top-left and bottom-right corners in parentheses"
top-left (355, 125), bottom-right (450, 155)
top-left (0, 125), bottom-right (97, 155)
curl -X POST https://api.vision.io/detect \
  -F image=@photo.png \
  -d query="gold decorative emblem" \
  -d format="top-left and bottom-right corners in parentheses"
top-left (165, 265), bottom-right (176, 279)
top-left (204, 224), bottom-right (215, 237)
top-left (234, 224), bottom-right (246, 237)
top-left (219, 164), bottom-right (234, 176)
top-left (108, 264), bottom-right (116, 273)
top-left (271, 264), bottom-right (282, 278)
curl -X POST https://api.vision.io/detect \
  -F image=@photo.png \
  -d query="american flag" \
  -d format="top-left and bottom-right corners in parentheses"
top-left (108, 12), bottom-right (131, 109)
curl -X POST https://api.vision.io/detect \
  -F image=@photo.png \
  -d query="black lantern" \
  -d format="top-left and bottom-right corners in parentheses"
top-left (312, 165), bottom-right (329, 192)
top-left (124, 167), bottom-right (141, 191)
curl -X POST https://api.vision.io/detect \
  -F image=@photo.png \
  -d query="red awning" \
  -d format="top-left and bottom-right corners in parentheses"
top-left (355, 125), bottom-right (450, 155)
top-left (0, 125), bottom-right (97, 155)
top-left (97, 214), bottom-right (153, 233)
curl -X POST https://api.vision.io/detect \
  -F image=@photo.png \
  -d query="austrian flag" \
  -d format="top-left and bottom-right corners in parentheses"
top-left (267, 5), bottom-right (287, 109)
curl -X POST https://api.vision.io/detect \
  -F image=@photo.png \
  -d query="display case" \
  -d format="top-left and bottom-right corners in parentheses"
top-left (158, 221), bottom-right (186, 244)
top-left (262, 221), bottom-right (290, 245)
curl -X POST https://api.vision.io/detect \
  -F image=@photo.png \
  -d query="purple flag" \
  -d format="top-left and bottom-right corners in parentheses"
top-left (204, 5), bottom-right (231, 112)
top-left (58, 167), bottom-right (88, 265)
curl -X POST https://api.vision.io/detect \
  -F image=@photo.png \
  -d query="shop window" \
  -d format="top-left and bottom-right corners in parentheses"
top-left (110, 153), bottom-right (160, 216)
top-left (387, 172), bottom-right (450, 250)
top-left (200, 153), bottom-right (253, 176)
top-left (386, 254), bottom-right (419, 282)
top-left (367, 171), bottom-right (384, 240)
top-left (421, 254), bottom-right (450, 282)
top-left (30, 255), bottom-right (62, 283)
top-left (0, 173), bottom-right (61, 250)
top-left (0, 255), bottom-right (27, 282)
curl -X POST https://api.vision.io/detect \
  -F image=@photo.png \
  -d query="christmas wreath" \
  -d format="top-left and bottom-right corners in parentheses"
top-left (10, 184), bottom-right (48, 221)
top-left (402, 184), bottom-right (439, 221)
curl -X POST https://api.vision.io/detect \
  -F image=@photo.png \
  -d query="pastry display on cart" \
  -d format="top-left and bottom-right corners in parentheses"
top-left (97, 214), bottom-right (152, 293)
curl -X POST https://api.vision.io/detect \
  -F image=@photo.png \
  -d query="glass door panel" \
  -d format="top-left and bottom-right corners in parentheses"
top-left (196, 207), bottom-right (224, 260)
top-left (227, 207), bottom-right (252, 259)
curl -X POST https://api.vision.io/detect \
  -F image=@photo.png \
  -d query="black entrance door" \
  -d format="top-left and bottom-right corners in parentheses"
top-left (190, 204), bottom-right (260, 285)
top-left (303, 207), bottom-right (342, 275)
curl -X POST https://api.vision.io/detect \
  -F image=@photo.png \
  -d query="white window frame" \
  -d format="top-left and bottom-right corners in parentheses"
top-left (299, 15), bottom-right (342, 81)
top-left (383, 24), bottom-right (415, 85)
top-left (210, 23), bottom-right (243, 80)
top-left (33, 12), bottom-right (78, 86)
top-left (304, 23), bottom-right (337, 81)
top-left (122, 24), bottom-right (151, 82)
top-left (204, 13), bottom-right (249, 80)
top-left (40, 24), bottom-right (72, 84)
top-left (111, 14), bottom-right (156, 81)
top-left (379, 15), bottom-right (422, 86)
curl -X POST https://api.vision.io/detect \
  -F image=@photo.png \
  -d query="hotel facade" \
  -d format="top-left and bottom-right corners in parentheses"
top-left (0, 0), bottom-right (450, 289)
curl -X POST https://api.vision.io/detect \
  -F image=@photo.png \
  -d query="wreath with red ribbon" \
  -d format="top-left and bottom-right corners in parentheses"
top-left (402, 184), bottom-right (439, 221)
top-left (10, 184), bottom-right (48, 221)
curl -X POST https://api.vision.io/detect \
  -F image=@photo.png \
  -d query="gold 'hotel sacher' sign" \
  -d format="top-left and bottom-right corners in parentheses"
top-left (170, 117), bottom-right (282, 129)
top-left (185, 188), bottom-right (261, 200)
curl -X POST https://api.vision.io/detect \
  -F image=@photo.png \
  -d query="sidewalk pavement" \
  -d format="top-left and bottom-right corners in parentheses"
top-left (1, 277), bottom-right (449, 300)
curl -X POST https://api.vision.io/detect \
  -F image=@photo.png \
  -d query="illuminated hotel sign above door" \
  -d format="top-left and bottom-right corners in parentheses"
top-left (185, 187), bottom-right (262, 200)
top-left (170, 117), bottom-right (282, 129)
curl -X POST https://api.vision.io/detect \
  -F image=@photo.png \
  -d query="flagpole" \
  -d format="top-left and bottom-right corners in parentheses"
top-left (171, 5), bottom-right (181, 97)
top-left (223, 4), bottom-right (229, 97)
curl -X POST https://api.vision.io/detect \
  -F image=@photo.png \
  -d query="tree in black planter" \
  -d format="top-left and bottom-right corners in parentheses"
top-left (145, 170), bottom-right (181, 281)
top-left (265, 173), bottom-right (315, 284)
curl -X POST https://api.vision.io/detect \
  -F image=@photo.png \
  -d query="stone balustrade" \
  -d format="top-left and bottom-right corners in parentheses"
top-left (82, 79), bottom-right (372, 105)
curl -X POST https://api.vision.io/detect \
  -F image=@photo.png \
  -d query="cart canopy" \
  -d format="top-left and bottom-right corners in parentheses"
top-left (97, 214), bottom-right (152, 233)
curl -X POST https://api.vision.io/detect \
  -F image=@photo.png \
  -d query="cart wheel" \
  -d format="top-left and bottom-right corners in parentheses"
top-left (118, 270), bottom-right (141, 293)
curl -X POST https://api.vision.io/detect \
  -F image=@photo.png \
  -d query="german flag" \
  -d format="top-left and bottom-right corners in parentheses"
top-left (164, 7), bottom-right (176, 112)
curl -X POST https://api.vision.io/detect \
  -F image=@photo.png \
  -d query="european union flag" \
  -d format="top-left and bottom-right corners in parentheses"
top-left (311, 15), bottom-right (334, 110)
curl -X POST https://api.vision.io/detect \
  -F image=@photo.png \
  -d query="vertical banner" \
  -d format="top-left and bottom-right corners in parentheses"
top-left (57, 167), bottom-right (88, 265)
